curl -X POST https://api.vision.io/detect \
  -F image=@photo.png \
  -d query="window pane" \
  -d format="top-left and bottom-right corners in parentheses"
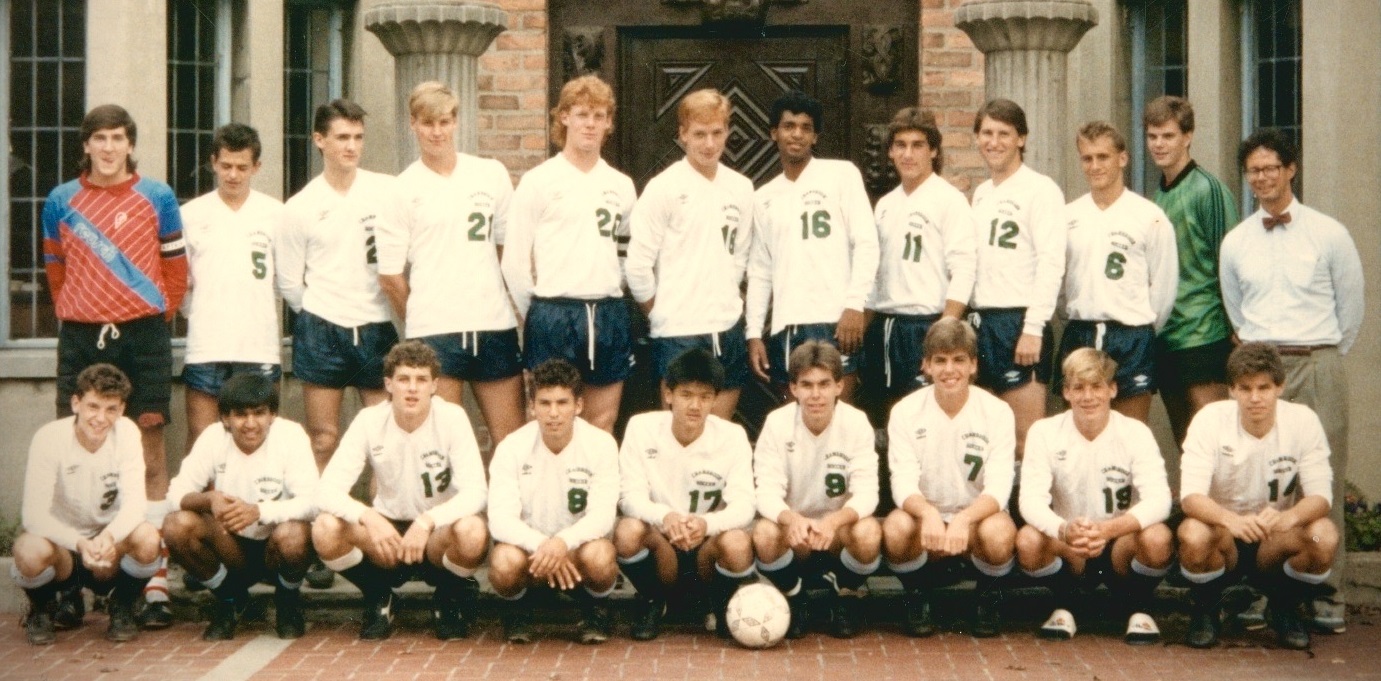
top-left (167, 0), bottom-right (220, 202)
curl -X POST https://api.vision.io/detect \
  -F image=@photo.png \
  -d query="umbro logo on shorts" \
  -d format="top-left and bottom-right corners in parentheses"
top-left (1004, 370), bottom-right (1022, 383)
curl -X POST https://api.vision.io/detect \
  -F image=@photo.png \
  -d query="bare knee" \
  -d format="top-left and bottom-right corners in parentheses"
top-left (162, 510), bottom-right (205, 546)
top-left (845, 517), bottom-right (882, 558)
top-left (312, 514), bottom-right (351, 557)
top-left (125, 522), bottom-right (162, 563)
top-left (1307, 519), bottom-right (1340, 564)
top-left (752, 519), bottom-right (785, 558)
top-left (270, 521), bottom-right (313, 567)
top-left (488, 545), bottom-right (529, 594)
top-left (448, 516), bottom-right (489, 561)
top-left (1137, 523), bottom-right (1173, 566)
top-left (715, 529), bottom-right (755, 571)
top-left (577, 539), bottom-right (619, 581)
top-left (614, 517), bottom-right (650, 557)
top-left (976, 513), bottom-right (1017, 560)
top-left (12, 533), bottom-right (60, 575)
top-left (1015, 525), bottom-right (1051, 568)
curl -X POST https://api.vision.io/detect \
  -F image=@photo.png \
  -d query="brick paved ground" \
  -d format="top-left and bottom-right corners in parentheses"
top-left (4, 592), bottom-right (1381, 681)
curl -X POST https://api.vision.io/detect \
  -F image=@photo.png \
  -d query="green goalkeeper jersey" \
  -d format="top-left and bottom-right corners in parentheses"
top-left (1153, 161), bottom-right (1239, 351)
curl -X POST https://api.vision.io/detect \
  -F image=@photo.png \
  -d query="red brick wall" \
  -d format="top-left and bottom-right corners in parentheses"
top-left (475, 1), bottom-right (989, 193)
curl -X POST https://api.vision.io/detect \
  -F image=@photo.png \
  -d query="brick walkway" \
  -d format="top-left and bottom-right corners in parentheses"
top-left (5, 599), bottom-right (1381, 681)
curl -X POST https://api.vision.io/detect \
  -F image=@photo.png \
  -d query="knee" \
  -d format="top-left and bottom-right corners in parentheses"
top-left (312, 514), bottom-right (347, 551)
top-left (977, 513), bottom-right (1017, 556)
top-left (613, 517), bottom-right (649, 556)
top-left (449, 515), bottom-right (489, 550)
top-left (307, 428), bottom-right (339, 456)
top-left (12, 533), bottom-right (58, 574)
top-left (578, 539), bottom-right (618, 574)
top-left (162, 510), bottom-right (203, 546)
top-left (270, 522), bottom-right (313, 564)
top-left (848, 517), bottom-right (883, 552)
top-left (1138, 523), bottom-right (1173, 564)
top-left (1309, 519), bottom-right (1340, 561)
top-left (1015, 525), bottom-right (1048, 562)
top-left (882, 510), bottom-right (916, 546)
top-left (1176, 518), bottom-right (1213, 550)
top-left (717, 529), bottom-right (754, 565)
top-left (752, 519), bottom-right (783, 554)
top-left (127, 523), bottom-right (162, 563)
top-left (488, 545), bottom-right (528, 584)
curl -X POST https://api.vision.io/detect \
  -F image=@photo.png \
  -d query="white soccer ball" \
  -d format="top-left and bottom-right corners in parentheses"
top-left (726, 583), bottom-right (791, 649)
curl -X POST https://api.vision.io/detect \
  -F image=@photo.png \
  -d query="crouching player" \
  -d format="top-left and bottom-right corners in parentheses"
top-left (488, 359), bottom-right (620, 644)
top-left (312, 341), bottom-right (489, 640)
top-left (616, 349), bottom-right (757, 640)
top-left (163, 373), bottom-right (318, 640)
top-left (14, 364), bottom-right (161, 644)
top-left (754, 341), bottom-right (881, 638)
top-left (883, 319), bottom-right (1016, 637)
top-left (1017, 348), bottom-right (1173, 643)
top-left (1178, 343), bottom-right (1338, 650)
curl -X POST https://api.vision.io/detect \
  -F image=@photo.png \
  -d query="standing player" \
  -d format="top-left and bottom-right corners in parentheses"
top-left (615, 349), bottom-right (757, 640)
top-left (1143, 96), bottom-right (1239, 443)
top-left (378, 82), bottom-right (523, 453)
top-left (753, 341), bottom-right (881, 639)
top-left (163, 373), bottom-right (317, 641)
top-left (1177, 343), bottom-right (1337, 650)
top-left (882, 319), bottom-right (1016, 637)
top-left (1016, 349), bottom-right (1173, 643)
top-left (967, 99), bottom-right (1065, 458)
top-left (276, 99), bottom-right (400, 471)
top-left (502, 75), bottom-right (636, 433)
top-left (312, 341), bottom-right (489, 640)
top-left (487, 359), bottom-right (620, 644)
top-left (180, 123), bottom-right (284, 446)
top-left (1058, 122), bottom-right (1177, 423)
top-left (42, 104), bottom-right (186, 507)
top-left (14, 364), bottom-right (161, 645)
top-left (625, 89), bottom-right (755, 419)
top-left (745, 91), bottom-right (879, 400)
top-left (864, 107), bottom-right (976, 414)
top-left (1220, 128), bottom-right (1364, 633)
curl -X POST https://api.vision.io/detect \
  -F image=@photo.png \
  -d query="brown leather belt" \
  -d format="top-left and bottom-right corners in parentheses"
top-left (1274, 344), bottom-right (1334, 356)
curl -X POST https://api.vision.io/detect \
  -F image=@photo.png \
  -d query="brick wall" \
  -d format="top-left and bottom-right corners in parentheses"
top-left (474, 1), bottom-right (989, 194)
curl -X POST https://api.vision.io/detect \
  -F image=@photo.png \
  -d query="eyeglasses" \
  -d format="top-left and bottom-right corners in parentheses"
top-left (1245, 164), bottom-right (1284, 179)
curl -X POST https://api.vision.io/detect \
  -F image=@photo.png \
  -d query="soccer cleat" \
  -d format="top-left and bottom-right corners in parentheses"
top-left (203, 598), bottom-right (249, 641)
top-left (1232, 593), bottom-right (1268, 631)
top-left (1271, 601), bottom-right (1311, 650)
top-left (1038, 608), bottom-right (1077, 640)
top-left (785, 592), bottom-right (809, 639)
top-left (105, 598), bottom-right (140, 642)
top-left (629, 597), bottom-right (664, 641)
top-left (358, 592), bottom-right (395, 641)
top-left (829, 591), bottom-right (862, 639)
top-left (578, 600), bottom-right (612, 644)
top-left (305, 560), bottom-right (336, 590)
top-left (24, 604), bottom-right (57, 646)
top-left (903, 590), bottom-right (935, 638)
top-left (432, 590), bottom-right (470, 641)
top-left (1311, 599), bottom-right (1346, 634)
top-left (52, 585), bottom-right (86, 631)
top-left (503, 606), bottom-right (534, 644)
top-left (137, 600), bottom-right (174, 630)
top-left (1123, 612), bottom-right (1160, 645)
top-left (972, 586), bottom-right (1003, 638)
top-left (275, 588), bottom-right (307, 640)
top-left (1186, 610), bottom-right (1221, 649)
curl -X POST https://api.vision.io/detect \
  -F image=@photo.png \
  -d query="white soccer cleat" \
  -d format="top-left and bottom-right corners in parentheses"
top-left (1124, 612), bottom-right (1160, 645)
top-left (1039, 608), bottom-right (1077, 640)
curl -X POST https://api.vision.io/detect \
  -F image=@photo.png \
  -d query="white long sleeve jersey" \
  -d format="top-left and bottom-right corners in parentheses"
top-left (1063, 189), bottom-right (1179, 329)
top-left (887, 386), bottom-right (1016, 520)
top-left (625, 159), bottom-right (755, 338)
top-left (167, 419), bottom-right (319, 540)
top-left (969, 164), bottom-right (1067, 336)
top-left (868, 174), bottom-right (978, 315)
top-left (1019, 411), bottom-right (1171, 541)
top-left (488, 418), bottom-right (619, 552)
top-left (316, 398), bottom-right (486, 527)
top-left (501, 155), bottom-right (636, 317)
top-left (22, 417), bottom-right (146, 552)
top-left (754, 401), bottom-right (878, 521)
top-left (618, 412), bottom-right (755, 536)
top-left (276, 169), bottom-right (398, 327)
top-left (180, 189), bottom-right (284, 365)
top-left (746, 158), bottom-right (880, 338)
top-left (380, 155), bottom-right (517, 338)
top-left (1180, 400), bottom-right (1333, 513)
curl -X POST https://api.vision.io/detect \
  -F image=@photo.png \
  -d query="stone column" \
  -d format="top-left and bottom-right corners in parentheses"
top-left (955, 0), bottom-right (1098, 180)
top-left (365, 1), bottom-right (507, 170)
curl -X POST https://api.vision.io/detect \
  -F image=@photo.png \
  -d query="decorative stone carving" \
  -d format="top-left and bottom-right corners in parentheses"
top-left (364, 1), bottom-right (508, 167)
top-left (861, 26), bottom-right (902, 95)
top-left (862, 123), bottom-right (898, 196)
top-left (955, 0), bottom-right (1097, 184)
top-left (661, 0), bottom-right (803, 26)
top-left (562, 27), bottom-right (606, 82)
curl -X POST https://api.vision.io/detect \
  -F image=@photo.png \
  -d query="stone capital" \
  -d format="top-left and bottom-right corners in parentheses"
top-left (364, 1), bottom-right (508, 57)
top-left (955, 0), bottom-right (1098, 54)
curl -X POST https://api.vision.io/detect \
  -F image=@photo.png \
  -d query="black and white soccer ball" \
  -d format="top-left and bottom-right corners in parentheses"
top-left (725, 583), bottom-right (790, 648)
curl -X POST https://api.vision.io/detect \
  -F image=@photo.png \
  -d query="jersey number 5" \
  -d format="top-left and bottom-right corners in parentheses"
top-left (250, 250), bottom-right (268, 280)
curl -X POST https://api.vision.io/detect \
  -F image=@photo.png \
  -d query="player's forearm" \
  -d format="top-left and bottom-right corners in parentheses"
top-left (958, 495), bottom-right (1000, 525)
top-left (1286, 495), bottom-right (1331, 527)
top-left (378, 274), bottom-right (409, 321)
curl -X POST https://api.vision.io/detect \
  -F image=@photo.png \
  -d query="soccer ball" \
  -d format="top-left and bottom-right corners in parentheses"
top-left (726, 583), bottom-right (791, 648)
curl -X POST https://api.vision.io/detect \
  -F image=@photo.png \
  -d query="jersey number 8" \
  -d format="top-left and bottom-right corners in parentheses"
top-left (568, 488), bottom-right (588, 513)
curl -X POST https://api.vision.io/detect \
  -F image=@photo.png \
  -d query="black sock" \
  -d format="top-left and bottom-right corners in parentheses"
top-left (1122, 570), bottom-right (1163, 616)
top-left (707, 565), bottom-right (754, 613)
top-left (619, 551), bottom-right (666, 602)
top-left (339, 559), bottom-right (393, 603)
top-left (23, 581), bottom-right (60, 610)
top-left (759, 555), bottom-right (801, 595)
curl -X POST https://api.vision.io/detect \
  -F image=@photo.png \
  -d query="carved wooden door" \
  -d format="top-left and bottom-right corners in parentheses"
top-left (617, 27), bottom-right (849, 190)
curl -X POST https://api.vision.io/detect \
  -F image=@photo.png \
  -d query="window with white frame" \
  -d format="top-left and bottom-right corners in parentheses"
top-left (284, 0), bottom-right (350, 197)
top-left (5, 0), bottom-right (86, 342)
top-left (1241, 0), bottom-right (1302, 207)
top-left (168, 0), bottom-right (233, 204)
top-left (1127, 0), bottom-right (1188, 195)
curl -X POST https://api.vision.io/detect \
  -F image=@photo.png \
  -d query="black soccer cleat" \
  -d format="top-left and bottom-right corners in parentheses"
top-left (203, 597), bottom-right (250, 642)
top-left (52, 585), bottom-right (86, 631)
top-left (785, 593), bottom-right (809, 640)
top-left (503, 606), bottom-right (534, 644)
top-left (432, 590), bottom-right (471, 641)
top-left (903, 590), bottom-right (935, 638)
top-left (359, 592), bottom-right (395, 641)
top-left (137, 600), bottom-right (174, 630)
top-left (1271, 603), bottom-right (1311, 650)
top-left (305, 560), bottom-right (336, 590)
top-left (972, 586), bottom-right (1003, 638)
top-left (829, 595), bottom-right (861, 639)
top-left (24, 604), bottom-right (57, 646)
top-left (105, 598), bottom-right (140, 643)
top-left (578, 600), bottom-right (612, 644)
top-left (1185, 610), bottom-right (1221, 649)
top-left (275, 588), bottom-right (307, 640)
top-left (629, 596), bottom-right (664, 641)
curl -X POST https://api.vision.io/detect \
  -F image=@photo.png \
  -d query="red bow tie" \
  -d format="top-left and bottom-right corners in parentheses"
top-left (1263, 212), bottom-right (1292, 230)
